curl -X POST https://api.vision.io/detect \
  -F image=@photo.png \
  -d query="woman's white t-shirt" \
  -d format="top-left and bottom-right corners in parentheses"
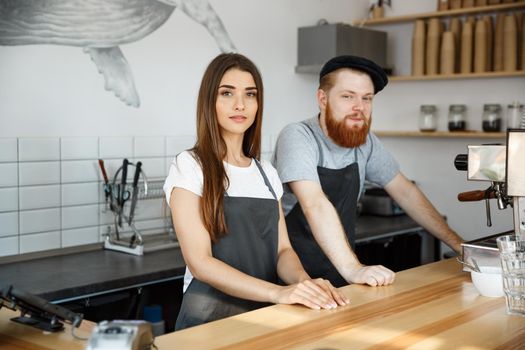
top-left (163, 150), bottom-right (284, 292)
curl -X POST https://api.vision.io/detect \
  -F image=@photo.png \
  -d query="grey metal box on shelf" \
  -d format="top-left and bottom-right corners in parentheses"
top-left (296, 23), bottom-right (387, 74)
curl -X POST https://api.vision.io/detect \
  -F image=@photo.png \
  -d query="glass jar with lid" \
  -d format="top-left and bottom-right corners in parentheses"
top-left (448, 104), bottom-right (467, 131)
top-left (419, 105), bottom-right (438, 131)
top-left (482, 104), bottom-right (502, 132)
top-left (506, 101), bottom-right (524, 129)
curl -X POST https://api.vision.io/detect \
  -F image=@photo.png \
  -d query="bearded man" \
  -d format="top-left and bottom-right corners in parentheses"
top-left (272, 55), bottom-right (464, 288)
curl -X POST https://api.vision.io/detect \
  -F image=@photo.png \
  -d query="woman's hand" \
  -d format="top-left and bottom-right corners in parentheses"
top-left (271, 279), bottom-right (349, 310)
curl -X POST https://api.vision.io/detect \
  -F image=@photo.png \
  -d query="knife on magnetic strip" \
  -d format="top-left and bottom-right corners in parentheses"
top-left (118, 158), bottom-right (129, 227)
top-left (128, 161), bottom-right (142, 226)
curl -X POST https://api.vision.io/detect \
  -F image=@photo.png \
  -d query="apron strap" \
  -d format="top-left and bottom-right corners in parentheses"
top-left (253, 159), bottom-right (278, 200)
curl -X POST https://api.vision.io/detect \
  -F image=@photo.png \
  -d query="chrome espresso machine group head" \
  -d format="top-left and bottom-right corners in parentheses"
top-left (454, 130), bottom-right (525, 269)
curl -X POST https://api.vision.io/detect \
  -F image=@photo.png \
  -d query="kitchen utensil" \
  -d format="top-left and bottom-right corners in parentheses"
top-left (98, 159), bottom-right (113, 211)
top-left (128, 161), bottom-right (142, 226)
top-left (118, 158), bottom-right (129, 227)
top-left (457, 256), bottom-right (482, 272)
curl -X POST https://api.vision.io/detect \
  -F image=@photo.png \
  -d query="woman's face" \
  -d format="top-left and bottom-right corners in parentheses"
top-left (216, 68), bottom-right (258, 138)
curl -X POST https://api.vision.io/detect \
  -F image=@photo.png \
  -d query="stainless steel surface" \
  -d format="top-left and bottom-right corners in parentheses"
top-left (461, 232), bottom-right (512, 271)
top-left (297, 23), bottom-right (387, 70)
top-left (467, 144), bottom-right (506, 182)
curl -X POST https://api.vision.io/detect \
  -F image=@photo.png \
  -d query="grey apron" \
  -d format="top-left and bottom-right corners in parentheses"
top-left (175, 160), bottom-right (279, 330)
top-left (286, 122), bottom-right (360, 288)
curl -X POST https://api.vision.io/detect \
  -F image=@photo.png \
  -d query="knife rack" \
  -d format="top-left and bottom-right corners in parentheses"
top-left (99, 160), bottom-right (177, 256)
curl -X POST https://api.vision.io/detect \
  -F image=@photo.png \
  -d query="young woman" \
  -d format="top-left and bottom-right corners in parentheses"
top-left (164, 53), bottom-right (348, 330)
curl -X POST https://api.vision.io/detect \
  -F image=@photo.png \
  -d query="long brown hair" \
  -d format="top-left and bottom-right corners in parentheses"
top-left (192, 53), bottom-right (264, 243)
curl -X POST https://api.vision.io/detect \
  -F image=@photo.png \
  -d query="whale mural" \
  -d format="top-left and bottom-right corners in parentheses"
top-left (0, 0), bottom-right (237, 107)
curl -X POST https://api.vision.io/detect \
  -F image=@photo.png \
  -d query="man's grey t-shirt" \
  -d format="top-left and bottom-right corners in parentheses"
top-left (272, 116), bottom-right (400, 215)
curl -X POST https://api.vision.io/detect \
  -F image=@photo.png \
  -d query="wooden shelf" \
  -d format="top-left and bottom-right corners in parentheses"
top-left (389, 70), bottom-right (525, 81)
top-left (353, 2), bottom-right (525, 26)
top-left (375, 131), bottom-right (506, 139)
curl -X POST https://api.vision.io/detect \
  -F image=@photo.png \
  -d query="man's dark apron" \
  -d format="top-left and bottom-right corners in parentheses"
top-left (175, 160), bottom-right (279, 330)
top-left (286, 122), bottom-right (360, 288)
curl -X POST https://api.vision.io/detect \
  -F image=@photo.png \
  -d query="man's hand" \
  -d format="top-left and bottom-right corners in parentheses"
top-left (346, 265), bottom-right (395, 286)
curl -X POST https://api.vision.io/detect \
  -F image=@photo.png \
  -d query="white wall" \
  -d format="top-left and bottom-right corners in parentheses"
top-left (1, 0), bottom-right (521, 254)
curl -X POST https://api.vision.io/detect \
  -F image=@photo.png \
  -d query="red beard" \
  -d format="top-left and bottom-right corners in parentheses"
top-left (325, 102), bottom-right (371, 148)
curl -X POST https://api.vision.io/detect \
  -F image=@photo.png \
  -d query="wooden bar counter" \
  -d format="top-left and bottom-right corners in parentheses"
top-left (2, 259), bottom-right (524, 349)
top-left (156, 259), bottom-right (525, 349)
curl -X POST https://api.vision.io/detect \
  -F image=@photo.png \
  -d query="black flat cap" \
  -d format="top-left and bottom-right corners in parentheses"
top-left (319, 55), bottom-right (388, 93)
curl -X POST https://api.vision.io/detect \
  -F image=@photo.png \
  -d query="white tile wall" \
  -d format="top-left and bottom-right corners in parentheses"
top-left (134, 158), bottom-right (166, 180)
top-left (18, 138), bottom-right (60, 161)
top-left (19, 162), bottom-right (60, 186)
top-left (99, 137), bottom-right (133, 159)
top-left (0, 138), bottom-right (17, 162)
top-left (19, 185), bottom-right (60, 210)
top-left (0, 212), bottom-right (18, 237)
top-left (19, 208), bottom-right (60, 234)
top-left (0, 163), bottom-right (17, 187)
top-left (62, 205), bottom-right (98, 229)
top-left (0, 136), bottom-right (181, 256)
top-left (99, 204), bottom-right (117, 225)
top-left (166, 136), bottom-right (195, 156)
top-left (0, 188), bottom-right (18, 212)
top-left (0, 236), bottom-right (18, 257)
top-left (62, 183), bottom-right (99, 206)
top-left (62, 227), bottom-right (99, 247)
top-left (61, 160), bottom-right (99, 183)
top-left (134, 199), bottom-right (165, 220)
top-left (20, 231), bottom-right (61, 254)
top-left (134, 137), bottom-right (165, 158)
top-left (61, 137), bottom-right (98, 160)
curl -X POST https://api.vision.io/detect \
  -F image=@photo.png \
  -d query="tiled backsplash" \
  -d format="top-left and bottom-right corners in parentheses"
top-left (0, 135), bottom-right (275, 258)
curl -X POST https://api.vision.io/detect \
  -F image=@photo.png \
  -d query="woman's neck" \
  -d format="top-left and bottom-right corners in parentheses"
top-left (222, 133), bottom-right (250, 167)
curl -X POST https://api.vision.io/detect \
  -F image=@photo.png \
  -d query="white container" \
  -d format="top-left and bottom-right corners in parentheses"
top-left (471, 266), bottom-right (504, 297)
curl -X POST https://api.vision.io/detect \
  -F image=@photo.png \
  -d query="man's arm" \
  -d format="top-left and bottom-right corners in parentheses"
top-left (384, 173), bottom-right (464, 253)
top-left (290, 180), bottom-right (395, 286)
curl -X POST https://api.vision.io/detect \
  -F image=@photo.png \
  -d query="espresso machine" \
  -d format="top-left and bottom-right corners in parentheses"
top-left (455, 130), bottom-right (525, 270)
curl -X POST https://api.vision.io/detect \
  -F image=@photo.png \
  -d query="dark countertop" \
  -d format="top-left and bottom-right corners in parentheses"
top-left (355, 214), bottom-right (423, 242)
top-left (0, 248), bottom-right (186, 302)
top-left (0, 215), bottom-right (421, 303)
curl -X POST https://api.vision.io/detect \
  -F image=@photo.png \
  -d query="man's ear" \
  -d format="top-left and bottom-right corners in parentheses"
top-left (317, 89), bottom-right (327, 110)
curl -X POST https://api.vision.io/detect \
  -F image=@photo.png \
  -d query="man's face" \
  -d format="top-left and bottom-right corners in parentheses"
top-left (321, 69), bottom-right (374, 148)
